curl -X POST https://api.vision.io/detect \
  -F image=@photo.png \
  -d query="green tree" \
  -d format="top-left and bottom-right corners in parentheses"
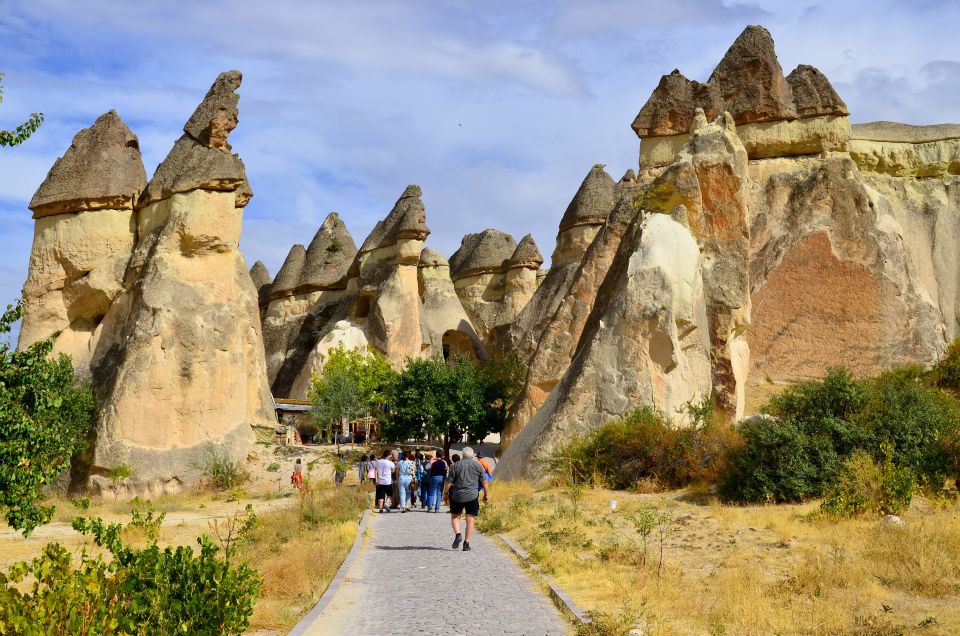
top-left (308, 345), bottom-right (396, 444)
top-left (386, 356), bottom-right (448, 445)
top-left (0, 301), bottom-right (95, 536)
top-left (387, 355), bottom-right (520, 452)
top-left (0, 73), bottom-right (44, 147)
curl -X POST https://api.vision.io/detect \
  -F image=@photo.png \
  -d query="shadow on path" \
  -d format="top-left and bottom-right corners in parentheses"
top-left (374, 545), bottom-right (449, 551)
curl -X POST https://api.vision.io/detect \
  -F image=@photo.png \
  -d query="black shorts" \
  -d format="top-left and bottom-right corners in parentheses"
top-left (376, 484), bottom-right (393, 501)
top-left (449, 497), bottom-right (480, 517)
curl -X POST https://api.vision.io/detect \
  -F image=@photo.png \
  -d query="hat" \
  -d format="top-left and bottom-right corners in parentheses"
top-left (477, 451), bottom-right (484, 458)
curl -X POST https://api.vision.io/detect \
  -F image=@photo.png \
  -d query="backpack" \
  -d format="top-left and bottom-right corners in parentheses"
top-left (405, 460), bottom-right (416, 476)
top-left (367, 462), bottom-right (377, 480)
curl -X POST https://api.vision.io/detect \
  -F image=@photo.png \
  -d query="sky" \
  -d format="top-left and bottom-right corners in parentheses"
top-left (0, 0), bottom-right (958, 342)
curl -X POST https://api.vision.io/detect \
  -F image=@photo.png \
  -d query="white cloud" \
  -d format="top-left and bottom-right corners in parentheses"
top-left (0, 0), bottom-right (957, 294)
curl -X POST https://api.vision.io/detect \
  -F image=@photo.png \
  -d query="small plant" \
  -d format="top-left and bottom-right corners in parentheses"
top-left (209, 504), bottom-right (259, 563)
top-left (127, 497), bottom-right (165, 542)
top-left (820, 443), bottom-right (915, 518)
top-left (266, 461), bottom-right (281, 472)
top-left (194, 442), bottom-right (250, 490)
top-left (625, 502), bottom-right (674, 576)
top-left (107, 463), bottom-right (134, 500)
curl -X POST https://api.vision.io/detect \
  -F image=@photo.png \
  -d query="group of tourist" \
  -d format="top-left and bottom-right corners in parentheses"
top-left (358, 447), bottom-right (492, 551)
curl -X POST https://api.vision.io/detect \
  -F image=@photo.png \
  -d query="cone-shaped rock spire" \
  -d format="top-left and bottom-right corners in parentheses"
top-left (358, 185), bottom-right (430, 253)
top-left (449, 229), bottom-right (517, 280)
top-left (559, 164), bottom-right (616, 233)
top-left (250, 260), bottom-right (272, 289)
top-left (270, 244), bottom-right (306, 300)
top-left (508, 234), bottom-right (544, 269)
top-left (418, 246), bottom-right (449, 268)
top-left (29, 110), bottom-right (147, 218)
top-left (141, 71), bottom-right (251, 207)
top-left (300, 213), bottom-right (357, 291)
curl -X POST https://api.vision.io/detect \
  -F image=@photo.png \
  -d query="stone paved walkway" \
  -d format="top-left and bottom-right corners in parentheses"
top-left (297, 506), bottom-right (569, 635)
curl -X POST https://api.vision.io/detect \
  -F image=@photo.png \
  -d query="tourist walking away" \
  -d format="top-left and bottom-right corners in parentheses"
top-left (444, 447), bottom-right (488, 551)
top-left (476, 451), bottom-right (495, 490)
top-left (390, 449), bottom-right (401, 509)
top-left (358, 454), bottom-right (369, 484)
top-left (375, 450), bottom-right (396, 513)
top-left (428, 451), bottom-right (447, 512)
top-left (417, 453), bottom-right (430, 508)
top-left (334, 453), bottom-right (346, 486)
top-left (398, 451), bottom-right (416, 511)
top-left (291, 458), bottom-right (303, 489)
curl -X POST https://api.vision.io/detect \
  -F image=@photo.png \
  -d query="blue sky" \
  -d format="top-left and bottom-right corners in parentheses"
top-left (1, 0), bottom-right (958, 342)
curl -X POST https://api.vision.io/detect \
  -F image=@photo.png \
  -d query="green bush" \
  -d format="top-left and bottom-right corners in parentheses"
top-left (0, 301), bottom-right (96, 536)
top-left (0, 515), bottom-right (261, 635)
top-left (820, 444), bottom-right (915, 518)
top-left (547, 405), bottom-right (742, 491)
top-left (859, 369), bottom-right (959, 486)
top-left (721, 366), bottom-right (959, 504)
top-left (933, 338), bottom-right (960, 391)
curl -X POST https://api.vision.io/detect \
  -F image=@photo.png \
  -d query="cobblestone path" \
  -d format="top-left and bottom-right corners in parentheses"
top-left (297, 506), bottom-right (569, 635)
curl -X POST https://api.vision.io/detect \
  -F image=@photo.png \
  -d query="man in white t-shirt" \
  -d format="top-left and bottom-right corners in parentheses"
top-left (375, 449), bottom-right (396, 513)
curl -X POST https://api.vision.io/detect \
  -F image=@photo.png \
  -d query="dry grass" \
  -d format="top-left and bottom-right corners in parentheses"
top-left (237, 481), bottom-right (370, 632)
top-left (482, 481), bottom-right (960, 635)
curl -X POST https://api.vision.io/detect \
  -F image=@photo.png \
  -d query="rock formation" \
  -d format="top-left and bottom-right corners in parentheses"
top-left (633, 25), bottom-right (849, 167)
top-left (500, 25), bottom-right (956, 475)
top-left (16, 24), bottom-right (960, 489)
top-left (261, 213), bottom-right (357, 394)
top-left (260, 185), bottom-right (490, 399)
top-left (69, 72), bottom-right (274, 495)
top-left (499, 115), bottom-right (744, 476)
top-left (19, 111), bottom-right (147, 374)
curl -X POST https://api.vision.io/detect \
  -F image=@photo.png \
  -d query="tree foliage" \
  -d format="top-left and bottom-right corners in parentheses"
top-left (308, 345), bottom-right (396, 439)
top-left (0, 73), bottom-right (44, 148)
top-left (385, 355), bottom-right (523, 447)
top-left (0, 514), bottom-right (261, 635)
top-left (0, 301), bottom-right (95, 536)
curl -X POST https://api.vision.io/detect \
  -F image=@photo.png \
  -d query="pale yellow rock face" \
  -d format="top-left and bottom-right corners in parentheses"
top-left (18, 208), bottom-right (136, 374)
top-left (551, 224), bottom-right (602, 267)
top-left (90, 189), bottom-right (274, 494)
top-left (860, 173), bottom-right (960, 339)
top-left (288, 320), bottom-right (370, 400)
top-left (369, 264), bottom-right (423, 365)
top-left (452, 271), bottom-right (507, 343)
top-left (418, 260), bottom-right (486, 360)
top-left (498, 213), bottom-right (712, 478)
top-left (640, 115), bottom-right (850, 168)
top-left (503, 267), bottom-right (538, 318)
top-left (848, 138), bottom-right (960, 177)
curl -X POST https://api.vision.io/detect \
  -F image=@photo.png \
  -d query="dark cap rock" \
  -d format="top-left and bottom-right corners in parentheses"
top-left (632, 26), bottom-right (847, 139)
top-left (507, 234), bottom-right (544, 270)
top-left (299, 212), bottom-right (357, 292)
top-left (249, 260), bottom-right (273, 308)
top-left (269, 244), bottom-right (306, 300)
top-left (30, 110), bottom-right (147, 219)
top-left (559, 164), bottom-right (616, 233)
top-left (358, 184), bottom-right (430, 253)
top-left (707, 25), bottom-right (795, 125)
top-left (786, 64), bottom-right (849, 118)
top-left (183, 70), bottom-right (242, 151)
top-left (249, 260), bottom-right (272, 289)
top-left (140, 72), bottom-right (251, 208)
top-left (418, 247), bottom-right (449, 268)
top-left (449, 229), bottom-right (517, 280)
